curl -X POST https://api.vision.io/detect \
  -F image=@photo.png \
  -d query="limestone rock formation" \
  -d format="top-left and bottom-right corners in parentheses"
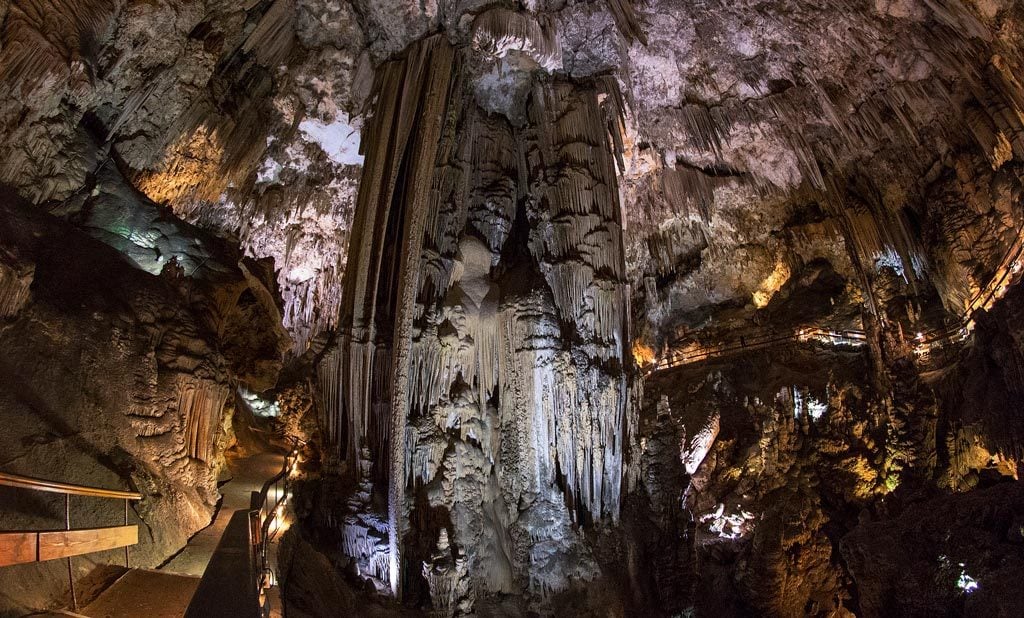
top-left (0, 190), bottom-right (287, 614)
top-left (2, 0), bottom-right (1024, 616)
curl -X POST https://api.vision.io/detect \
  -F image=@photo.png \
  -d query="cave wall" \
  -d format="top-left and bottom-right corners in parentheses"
top-left (629, 330), bottom-right (1022, 618)
top-left (0, 190), bottom-right (288, 614)
top-left (2, 0), bottom-right (1024, 616)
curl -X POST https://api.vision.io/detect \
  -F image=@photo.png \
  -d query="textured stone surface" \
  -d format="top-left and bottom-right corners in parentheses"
top-left (2, 1), bottom-right (1024, 616)
top-left (0, 191), bottom-right (286, 614)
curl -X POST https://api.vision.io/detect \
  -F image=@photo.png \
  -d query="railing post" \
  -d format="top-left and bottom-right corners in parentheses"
top-left (65, 494), bottom-right (77, 611)
top-left (124, 498), bottom-right (130, 568)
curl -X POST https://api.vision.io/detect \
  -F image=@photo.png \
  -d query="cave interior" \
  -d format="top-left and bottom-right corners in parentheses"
top-left (1, 0), bottom-right (1024, 617)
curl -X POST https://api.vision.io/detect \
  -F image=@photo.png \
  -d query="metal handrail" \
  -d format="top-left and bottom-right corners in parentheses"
top-left (185, 438), bottom-right (304, 617)
top-left (0, 472), bottom-right (142, 501)
top-left (648, 230), bottom-right (1024, 375)
top-left (255, 440), bottom-right (301, 558)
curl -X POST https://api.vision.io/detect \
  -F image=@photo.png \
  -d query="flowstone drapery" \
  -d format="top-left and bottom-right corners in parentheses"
top-left (318, 33), bottom-right (639, 607)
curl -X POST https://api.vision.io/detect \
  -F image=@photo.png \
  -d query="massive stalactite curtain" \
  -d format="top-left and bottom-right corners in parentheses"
top-left (319, 32), bottom-right (641, 599)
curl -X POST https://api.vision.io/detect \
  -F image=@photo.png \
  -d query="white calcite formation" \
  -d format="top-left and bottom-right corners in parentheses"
top-left (681, 410), bottom-right (720, 476)
top-left (422, 529), bottom-right (474, 617)
top-left (317, 26), bottom-right (640, 609)
top-left (340, 448), bottom-right (391, 590)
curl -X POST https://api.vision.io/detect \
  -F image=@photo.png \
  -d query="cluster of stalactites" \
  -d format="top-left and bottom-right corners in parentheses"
top-left (401, 77), bottom-right (637, 525)
top-left (316, 338), bottom-right (393, 471)
top-left (320, 34), bottom-right (462, 475)
top-left (524, 82), bottom-right (630, 359)
top-left (471, 7), bottom-right (562, 72)
top-left (638, 10), bottom-right (1024, 315)
top-left (235, 197), bottom-right (352, 355)
top-left (341, 448), bottom-right (392, 588)
top-left (405, 292), bottom-right (637, 523)
top-left (0, 0), bottom-right (116, 95)
top-left (319, 33), bottom-right (644, 603)
top-left (498, 296), bottom-right (633, 522)
top-left (177, 376), bottom-right (230, 463)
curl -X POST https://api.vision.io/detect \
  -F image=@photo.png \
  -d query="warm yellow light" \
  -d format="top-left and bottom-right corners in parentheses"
top-left (135, 125), bottom-right (226, 207)
top-left (632, 340), bottom-right (656, 366)
top-left (752, 261), bottom-right (791, 308)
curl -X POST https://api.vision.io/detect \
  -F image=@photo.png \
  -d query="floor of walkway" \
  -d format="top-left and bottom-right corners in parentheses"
top-left (160, 451), bottom-right (285, 577)
top-left (64, 451), bottom-right (285, 617)
top-left (79, 570), bottom-right (199, 618)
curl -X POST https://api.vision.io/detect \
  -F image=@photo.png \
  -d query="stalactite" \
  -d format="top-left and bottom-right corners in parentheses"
top-left (472, 8), bottom-right (562, 71)
top-left (604, 0), bottom-right (648, 45)
top-left (316, 345), bottom-right (342, 451)
top-left (239, 0), bottom-right (296, 69)
top-left (0, 249), bottom-right (33, 319)
top-left (177, 377), bottom-right (230, 463)
top-left (0, 0), bottom-right (119, 92)
top-left (526, 82), bottom-right (628, 355)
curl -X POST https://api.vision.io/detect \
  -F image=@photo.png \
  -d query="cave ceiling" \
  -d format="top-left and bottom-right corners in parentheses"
top-left (1, 0), bottom-right (1019, 359)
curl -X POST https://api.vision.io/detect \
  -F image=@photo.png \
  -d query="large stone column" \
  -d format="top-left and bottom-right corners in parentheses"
top-left (321, 24), bottom-right (639, 608)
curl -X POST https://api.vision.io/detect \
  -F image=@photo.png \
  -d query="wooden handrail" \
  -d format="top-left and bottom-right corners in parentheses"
top-left (1, 526), bottom-right (138, 566)
top-left (186, 441), bottom-right (300, 617)
top-left (1, 471), bottom-right (142, 599)
top-left (0, 472), bottom-right (142, 501)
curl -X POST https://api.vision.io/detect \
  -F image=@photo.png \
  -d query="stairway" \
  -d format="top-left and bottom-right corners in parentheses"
top-left (79, 569), bottom-right (200, 618)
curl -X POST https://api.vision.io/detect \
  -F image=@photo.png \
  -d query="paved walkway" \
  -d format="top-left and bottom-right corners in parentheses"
top-left (71, 452), bottom-right (285, 617)
top-left (160, 452), bottom-right (284, 577)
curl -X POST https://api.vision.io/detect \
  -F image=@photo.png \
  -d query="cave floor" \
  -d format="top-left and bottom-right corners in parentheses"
top-left (60, 452), bottom-right (286, 617)
top-left (160, 451), bottom-right (285, 577)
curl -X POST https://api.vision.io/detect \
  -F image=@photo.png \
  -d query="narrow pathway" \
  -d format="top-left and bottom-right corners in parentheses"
top-left (77, 451), bottom-right (285, 617)
top-left (160, 451), bottom-right (284, 577)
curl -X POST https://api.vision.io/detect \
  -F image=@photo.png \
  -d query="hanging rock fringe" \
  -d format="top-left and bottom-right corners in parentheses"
top-left (0, 249), bottom-right (33, 319)
top-left (178, 377), bottom-right (230, 463)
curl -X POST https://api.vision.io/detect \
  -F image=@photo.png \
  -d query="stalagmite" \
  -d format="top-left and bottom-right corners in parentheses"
top-left (421, 530), bottom-right (473, 617)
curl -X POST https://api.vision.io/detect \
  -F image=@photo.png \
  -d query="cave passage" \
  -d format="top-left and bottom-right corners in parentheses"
top-left (2, 1), bottom-right (1024, 617)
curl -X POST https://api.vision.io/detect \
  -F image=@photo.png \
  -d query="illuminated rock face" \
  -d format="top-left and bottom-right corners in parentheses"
top-left (317, 34), bottom-right (637, 606)
top-left (0, 192), bottom-right (289, 614)
top-left (4, 1), bottom-right (1024, 617)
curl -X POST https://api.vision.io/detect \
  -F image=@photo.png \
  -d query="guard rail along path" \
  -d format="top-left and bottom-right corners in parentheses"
top-left (185, 439), bottom-right (300, 617)
top-left (646, 225), bottom-right (1024, 375)
top-left (0, 471), bottom-right (142, 611)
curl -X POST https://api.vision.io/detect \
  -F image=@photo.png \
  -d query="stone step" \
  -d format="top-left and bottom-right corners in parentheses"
top-left (79, 568), bottom-right (200, 618)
